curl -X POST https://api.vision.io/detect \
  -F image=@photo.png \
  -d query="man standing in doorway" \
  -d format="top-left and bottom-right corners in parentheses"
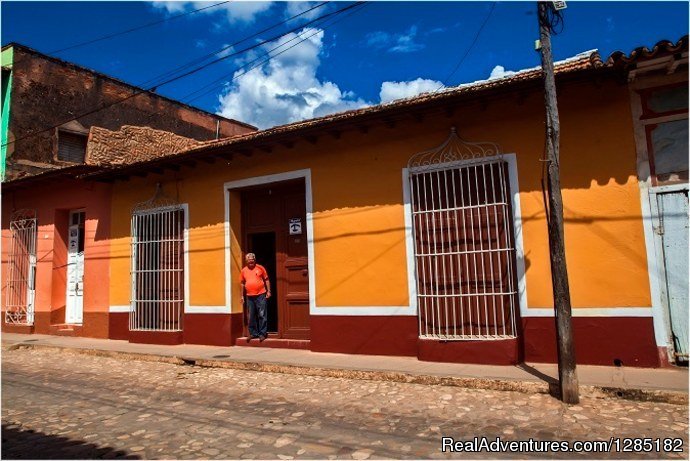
top-left (240, 253), bottom-right (271, 342)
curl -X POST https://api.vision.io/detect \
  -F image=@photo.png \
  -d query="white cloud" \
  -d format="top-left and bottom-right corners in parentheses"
top-left (488, 65), bottom-right (517, 80)
top-left (365, 25), bottom-right (425, 53)
top-left (151, 1), bottom-right (274, 24)
top-left (379, 78), bottom-right (442, 104)
top-left (285, 1), bottom-right (327, 21)
top-left (217, 27), bottom-right (369, 129)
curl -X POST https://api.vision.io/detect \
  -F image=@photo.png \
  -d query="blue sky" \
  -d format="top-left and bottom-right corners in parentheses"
top-left (2, 1), bottom-right (688, 128)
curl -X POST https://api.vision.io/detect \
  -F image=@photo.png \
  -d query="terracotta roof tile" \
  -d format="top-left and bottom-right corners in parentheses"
top-left (606, 35), bottom-right (688, 67)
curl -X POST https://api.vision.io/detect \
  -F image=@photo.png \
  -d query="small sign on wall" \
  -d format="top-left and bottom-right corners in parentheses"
top-left (289, 218), bottom-right (302, 235)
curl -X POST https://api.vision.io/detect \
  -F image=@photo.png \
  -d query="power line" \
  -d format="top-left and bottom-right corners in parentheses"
top-left (2, 2), bottom-right (362, 148)
top-left (148, 3), bottom-right (362, 91)
top-left (11, 1), bottom-right (230, 67)
top-left (182, 3), bottom-right (368, 104)
top-left (434, 2), bottom-right (497, 92)
top-left (137, 1), bottom-right (330, 89)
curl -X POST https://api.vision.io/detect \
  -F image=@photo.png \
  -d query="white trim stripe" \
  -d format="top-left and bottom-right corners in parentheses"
top-left (305, 306), bottom-right (653, 317)
top-left (185, 305), bottom-right (231, 314)
top-left (522, 307), bottom-right (653, 318)
top-left (112, 305), bottom-right (232, 314)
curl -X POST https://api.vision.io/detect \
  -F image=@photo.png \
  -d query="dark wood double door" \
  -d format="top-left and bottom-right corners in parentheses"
top-left (241, 180), bottom-right (310, 340)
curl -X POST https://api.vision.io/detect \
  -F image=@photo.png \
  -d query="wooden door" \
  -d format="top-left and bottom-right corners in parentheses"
top-left (241, 180), bottom-right (310, 340)
top-left (279, 190), bottom-right (310, 339)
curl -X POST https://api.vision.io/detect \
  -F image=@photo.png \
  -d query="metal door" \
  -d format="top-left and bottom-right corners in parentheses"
top-left (66, 211), bottom-right (85, 324)
top-left (5, 210), bottom-right (37, 325)
top-left (657, 189), bottom-right (689, 362)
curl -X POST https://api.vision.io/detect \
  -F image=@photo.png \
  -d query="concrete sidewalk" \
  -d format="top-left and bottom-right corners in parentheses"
top-left (2, 333), bottom-right (687, 404)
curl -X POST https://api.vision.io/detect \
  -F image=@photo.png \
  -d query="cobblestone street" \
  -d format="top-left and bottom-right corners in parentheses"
top-left (2, 347), bottom-right (688, 459)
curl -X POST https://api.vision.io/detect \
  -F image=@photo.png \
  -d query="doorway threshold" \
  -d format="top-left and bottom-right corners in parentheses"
top-left (235, 337), bottom-right (310, 350)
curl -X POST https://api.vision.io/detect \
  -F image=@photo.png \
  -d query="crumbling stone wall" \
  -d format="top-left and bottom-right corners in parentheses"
top-left (86, 125), bottom-right (201, 166)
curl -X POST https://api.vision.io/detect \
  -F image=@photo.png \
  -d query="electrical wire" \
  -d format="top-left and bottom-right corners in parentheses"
top-left (2, 2), bottom-right (362, 148)
top-left (10, 1), bottom-right (231, 68)
top-left (181, 3), bottom-right (368, 104)
top-left (434, 2), bottom-right (497, 92)
top-left (137, 1), bottom-right (330, 88)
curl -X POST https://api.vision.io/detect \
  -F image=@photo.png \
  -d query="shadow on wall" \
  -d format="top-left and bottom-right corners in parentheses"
top-left (1, 424), bottom-right (141, 460)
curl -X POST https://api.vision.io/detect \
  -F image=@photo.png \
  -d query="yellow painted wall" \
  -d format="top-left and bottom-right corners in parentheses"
top-left (109, 78), bottom-right (652, 314)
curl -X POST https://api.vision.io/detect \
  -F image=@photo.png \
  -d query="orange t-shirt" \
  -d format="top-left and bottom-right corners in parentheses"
top-left (240, 264), bottom-right (268, 296)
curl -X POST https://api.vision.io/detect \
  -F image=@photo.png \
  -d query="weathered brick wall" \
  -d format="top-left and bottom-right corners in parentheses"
top-left (87, 125), bottom-right (201, 166)
top-left (6, 45), bottom-right (254, 172)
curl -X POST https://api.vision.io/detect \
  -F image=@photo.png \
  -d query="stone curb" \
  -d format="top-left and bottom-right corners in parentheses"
top-left (7, 342), bottom-right (688, 406)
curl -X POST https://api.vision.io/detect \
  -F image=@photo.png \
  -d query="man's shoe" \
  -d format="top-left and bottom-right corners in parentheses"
top-left (259, 335), bottom-right (267, 342)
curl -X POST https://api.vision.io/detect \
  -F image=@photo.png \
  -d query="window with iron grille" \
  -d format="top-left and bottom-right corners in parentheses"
top-left (410, 160), bottom-right (519, 339)
top-left (57, 130), bottom-right (87, 163)
top-left (408, 129), bottom-right (520, 340)
top-left (130, 206), bottom-right (184, 331)
top-left (5, 211), bottom-right (37, 325)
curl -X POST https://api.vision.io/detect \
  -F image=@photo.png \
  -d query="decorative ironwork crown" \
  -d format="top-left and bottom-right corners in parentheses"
top-left (132, 183), bottom-right (180, 213)
top-left (10, 209), bottom-right (37, 223)
top-left (407, 127), bottom-right (502, 172)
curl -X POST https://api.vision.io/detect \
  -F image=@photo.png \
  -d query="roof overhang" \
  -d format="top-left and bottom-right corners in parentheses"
top-left (84, 58), bottom-right (612, 182)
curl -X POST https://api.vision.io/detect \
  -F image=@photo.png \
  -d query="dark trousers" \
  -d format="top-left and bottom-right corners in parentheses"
top-left (247, 293), bottom-right (267, 337)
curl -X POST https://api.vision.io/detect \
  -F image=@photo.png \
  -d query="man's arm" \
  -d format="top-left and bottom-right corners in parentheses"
top-left (240, 272), bottom-right (246, 304)
top-left (262, 267), bottom-right (272, 299)
top-left (265, 278), bottom-right (272, 299)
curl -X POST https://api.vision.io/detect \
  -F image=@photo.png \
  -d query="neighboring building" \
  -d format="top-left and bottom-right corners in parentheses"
top-left (1, 43), bottom-right (256, 338)
top-left (0, 43), bottom-right (255, 180)
top-left (2, 37), bottom-right (687, 369)
top-left (618, 37), bottom-right (689, 365)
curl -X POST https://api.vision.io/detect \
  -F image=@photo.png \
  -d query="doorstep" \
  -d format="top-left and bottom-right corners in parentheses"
top-left (235, 336), bottom-right (310, 350)
top-left (48, 323), bottom-right (83, 337)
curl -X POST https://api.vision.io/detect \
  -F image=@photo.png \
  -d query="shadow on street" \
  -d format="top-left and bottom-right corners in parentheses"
top-left (1, 424), bottom-right (140, 460)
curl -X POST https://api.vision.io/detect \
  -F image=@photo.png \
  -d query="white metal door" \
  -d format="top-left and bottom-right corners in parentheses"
top-left (130, 206), bottom-right (185, 332)
top-left (5, 210), bottom-right (37, 325)
top-left (657, 189), bottom-right (689, 362)
top-left (66, 211), bottom-right (85, 324)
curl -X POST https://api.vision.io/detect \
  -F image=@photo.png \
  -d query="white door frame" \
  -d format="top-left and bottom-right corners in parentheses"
top-left (65, 209), bottom-right (85, 324)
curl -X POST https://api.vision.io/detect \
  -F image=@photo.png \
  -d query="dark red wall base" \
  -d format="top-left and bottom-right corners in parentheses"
top-left (418, 338), bottom-right (520, 365)
top-left (129, 330), bottom-right (183, 345)
top-left (12, 310), bottom-right (664, 368)
top-left (522, 316), bottom-right (660, 368)
top-left (183, 312), bottom-right (242, 347)
top-left (310, 315), bottom-right (418, 356)
top-left (108, 312), bottom-right (242, 346)
top-left (2, 322), bottom-right (35, 335)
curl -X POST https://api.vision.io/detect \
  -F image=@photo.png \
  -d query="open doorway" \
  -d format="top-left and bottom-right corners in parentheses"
top-left (248, 231), bottom-right (278, 334)
top-left (239, 178), bottom-right (310, 341)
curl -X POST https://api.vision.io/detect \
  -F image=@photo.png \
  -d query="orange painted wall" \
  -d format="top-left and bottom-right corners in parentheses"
top-left (1, 179), bottom-right (112, 337)
top-left (108, 78), bottom-right (651, 315)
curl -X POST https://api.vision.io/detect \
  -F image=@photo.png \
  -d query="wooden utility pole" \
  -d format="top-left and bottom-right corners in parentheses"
top-left (537, 1), bottom-right (579, 404)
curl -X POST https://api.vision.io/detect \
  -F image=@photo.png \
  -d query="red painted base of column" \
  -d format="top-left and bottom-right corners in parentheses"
top-left (522, 316), bottom-right (660, 368)
top-left (657, 347), bottom-right (674, 368)
top-left (417, 338), bottom-right (520, 365)
top-left (128, 330), bottom-right (183, 345)
top-left (108, 313), bottom-right (129, 340)
top-left (310, 315), bottom-right (417, 356)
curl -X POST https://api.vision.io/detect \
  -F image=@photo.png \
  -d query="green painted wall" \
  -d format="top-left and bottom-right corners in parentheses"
top-left (1, 46), bottom-right (13, 180)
